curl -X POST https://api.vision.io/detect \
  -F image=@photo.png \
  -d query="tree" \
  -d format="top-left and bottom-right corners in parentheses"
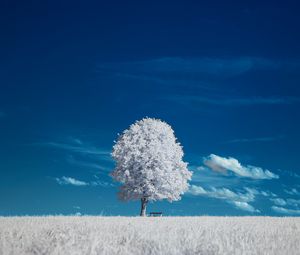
top-left (111, 118), bottom-right (192, 216)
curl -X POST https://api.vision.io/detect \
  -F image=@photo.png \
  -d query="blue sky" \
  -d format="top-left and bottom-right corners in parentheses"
top-left (1, 1), bottom-right (300, 216)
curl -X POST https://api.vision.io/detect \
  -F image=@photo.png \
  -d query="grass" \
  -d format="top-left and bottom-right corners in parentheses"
top-left (0, 216), bottom-right (299, 254)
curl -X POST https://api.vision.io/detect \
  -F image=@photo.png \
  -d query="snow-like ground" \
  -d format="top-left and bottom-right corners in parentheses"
top-left (0, 216), bottom-right (299, 255)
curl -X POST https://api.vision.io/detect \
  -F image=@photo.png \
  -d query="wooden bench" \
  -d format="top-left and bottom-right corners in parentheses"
top-left (149, 212), bottom-right (162, 217)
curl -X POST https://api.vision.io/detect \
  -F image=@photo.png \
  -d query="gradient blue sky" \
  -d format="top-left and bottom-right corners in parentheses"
top-left (1, 1), bottom-right (300, 216)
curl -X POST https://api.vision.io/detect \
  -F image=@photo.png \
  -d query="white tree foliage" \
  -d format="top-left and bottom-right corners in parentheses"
top-left (111, 118), bottom-right (192, 203)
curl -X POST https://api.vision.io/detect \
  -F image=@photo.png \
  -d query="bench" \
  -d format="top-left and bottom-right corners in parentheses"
top-left (149, 212), bottom-right (163, 217)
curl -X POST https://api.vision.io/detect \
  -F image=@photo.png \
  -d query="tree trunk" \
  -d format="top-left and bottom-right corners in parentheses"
top-left (140, 197), bottom-right (148, 216)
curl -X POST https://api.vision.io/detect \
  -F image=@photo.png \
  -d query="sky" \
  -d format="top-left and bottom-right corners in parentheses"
top-left (1, 1), bottom-right (300, 216)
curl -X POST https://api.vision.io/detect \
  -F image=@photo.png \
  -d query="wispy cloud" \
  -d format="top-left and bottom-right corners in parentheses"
top-left (37, 139), bottom-right (113, 180)
top-left (98, 57), bottom-right (282, 81)
top-left (66, 155), bottom-right (111, 172)
top-left (189, 185), bottom-right (256, 203)
top-left (33, 138), bottom-right (113, 164)
top-left (164, 95), bottom-right (300, 106)
top-left (284, 188), bottom-right (300, 196)
top-left (203, 154), bottom-right (279, 179)
top-left (188, 185), bottom-right (260, 212)
top-left (244, 187), bottom-right (277, 198)
top-left (190, 165), bottom-right (241, 188)
top-left (270, 198), bottom-right (287, 206)
top-left (40, 142), bottom-right (110, 156)
top-left (55, 176), bottom-right (114, 187)
top-left (56, 176), bottom-right (88, 186)
top-left (231, 201), bottom-right (258, 212)
top-left (271, 206), bottom-right (300, 215)
top-left (90, 180), bottom-right (114, 187)
top-left (224, 135), bottom-right (285, 144)
top-left (287, 199), bottom-right (300, 207)
top-left (271, 198), bottom-right (300, 207)
top-left (69, 137), bottom-right (83, 145)
top-left (277, 169), bottom-right (300, 179)
top-left (98, 57), bottom-right (300, 108)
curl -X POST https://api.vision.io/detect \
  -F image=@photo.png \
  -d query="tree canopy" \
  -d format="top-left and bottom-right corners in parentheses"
top-left (111, 118), bottom-right (192, 206)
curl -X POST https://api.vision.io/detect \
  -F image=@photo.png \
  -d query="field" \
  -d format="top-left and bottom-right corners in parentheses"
top-left (0, 216), bottom-right (299, 255)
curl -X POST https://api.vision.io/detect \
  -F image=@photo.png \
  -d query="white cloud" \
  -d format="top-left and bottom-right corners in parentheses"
top-left (196, 166), bottom-right (206, 171)
top-left (70, 138), bottom-right (83, 145)
top-left (261, 191), bottom-right (271, 197)
top-left (203, 154), bottom-right (279, 179)
top-left (190, 165), bottom-right (240, 188)
top-left (287, 199), bottom-right (300, 207)
top-left (56, 176), bottom-right (88, 186)
top-left (271, 206), bottom-right (300, 215)
top-left (270, 198), bottom-right (287, 206)
top-left (189, 185), bottom-right (207, 195)
top-left (188, 185), bottom-right (260, 213)
top-left (231, 201), bottom-right (258, 213)
top-left (90, 180), bottom-right (114, 187)
top-left (244, 188), bottom-right (277, 198)
top-left (284, 188), bottom-right (300, 196)
top-left (277, 169), bottom-right (300, 178)
top-left (55, 176), bottom-right (114, 188)
top-left (225, 135), bottom-right (285, 144)
top-left (270, 198), bottom-right (300, 207)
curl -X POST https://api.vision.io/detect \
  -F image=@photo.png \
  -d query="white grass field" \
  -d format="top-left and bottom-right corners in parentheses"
top-left (0, 216), bottom-right (299, 255)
